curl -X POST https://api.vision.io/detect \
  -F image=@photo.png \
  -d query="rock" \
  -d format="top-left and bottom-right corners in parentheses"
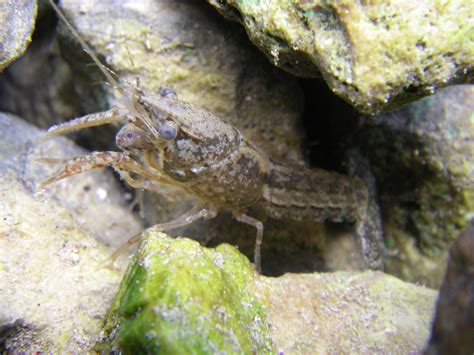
top-left (0, 0), bottom-right (37, 71)
top-left (0, 113), bottom-right (142, 352)
top-left (353, 85), bottom-right (474, 287)
top-left (99, 231), bottom-right (437, 353)
top-left (97, 233), bottom-right (275, 353)
top-left (264, 272), bottom-right (435, 353)
top-left (0, 112), bottom-right (143, 247)
top-left (209, 0), bottom-right (474, 114)
top-left (0, 2), bottom-right (115, 151)
top-left (424, 225), bottom-right (474, 355)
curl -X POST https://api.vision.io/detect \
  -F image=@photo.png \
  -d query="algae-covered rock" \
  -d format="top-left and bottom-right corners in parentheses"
top-left (0, 0), bottom-right (37, 71)
top-left (0, 113), bottom-right (142, 352)
top-left (98, 233), bottom-right (274, 353)
top-left (210, 0), bottom-right (474, 113)
top-left (353, 85), bottom-right (474, 287)
top-left (100, 232), bottom-right (437, 353)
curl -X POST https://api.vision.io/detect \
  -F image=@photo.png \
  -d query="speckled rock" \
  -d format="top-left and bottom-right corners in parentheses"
top-left (0, 0), bottom-right (37, 71)
top-left (354, 85), bottom-right (474, 287)
top-left (0, 113), bottom-right (142, 352)
top-left (262, 272), bottom-right (436, 353)
top-left (210, 0), bottom-right (474, 114)
top-left (99, 231), bottom-right (437, 353)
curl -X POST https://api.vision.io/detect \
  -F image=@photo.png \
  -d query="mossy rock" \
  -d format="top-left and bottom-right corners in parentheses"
top-left (97, 232), bottom-right (274, 353)
top-left (210, 0), bottom-right (474, 113)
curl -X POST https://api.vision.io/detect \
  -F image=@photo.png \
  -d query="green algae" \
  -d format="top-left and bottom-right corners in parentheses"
top-left (97, 233), bottom-right (274, 354)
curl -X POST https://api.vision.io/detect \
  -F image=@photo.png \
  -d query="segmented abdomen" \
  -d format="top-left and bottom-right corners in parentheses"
top-left (260, 162), bottom-right (368, 223)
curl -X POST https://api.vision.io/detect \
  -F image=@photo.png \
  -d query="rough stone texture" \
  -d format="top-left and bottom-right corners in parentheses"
top-left (0, 0), bottom-right (37, 71)
top-left (261, 272), bottom-right (436, 353)
top-left (0, 1), bottom-right (121, 151)
top-left (209, 0), bottom-right (474, 114)
top-left (0, 113), bottom-right (142, 352)
top-left (97, 233), bottom-right (275, 353)
top-left (425, 225), bottom-right (474, 355)
top-left (353, 85), bottom-right (474, 288)
top-left (0, 38), bottom-right (82, 132)
top-left (100, 232), bottom-right (437, 353)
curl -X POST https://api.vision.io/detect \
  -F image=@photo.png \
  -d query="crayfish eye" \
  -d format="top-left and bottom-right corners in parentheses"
top-left (158, 123), bottom-right (177, 140)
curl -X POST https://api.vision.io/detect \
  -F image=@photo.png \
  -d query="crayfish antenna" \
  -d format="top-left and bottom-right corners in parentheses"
top-left (48, 0), bottom-right (123, 93)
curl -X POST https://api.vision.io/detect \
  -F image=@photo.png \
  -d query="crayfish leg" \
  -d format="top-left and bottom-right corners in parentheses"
top-left (233, 212), bottom-right (264, 273)
top-left (104, 203), bottom-right (217, 266)
top-left (39, 151), bottom-right (155, 188)
top-left (42, 108), bottom-right (124, 140)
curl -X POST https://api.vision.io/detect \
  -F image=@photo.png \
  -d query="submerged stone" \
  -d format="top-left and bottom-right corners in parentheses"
top-left (425, 225), bottom-right (474, 354)
top-left (210, 0), bottom-right (474, 113)
top-left (99, 232), bottom-right (437, 353)
top-left (98, 232), bottom-right (274, 353)
top-left (0, 113), bottom-right (140, 352)
top-left (354, 85), bottom-right (473, 287)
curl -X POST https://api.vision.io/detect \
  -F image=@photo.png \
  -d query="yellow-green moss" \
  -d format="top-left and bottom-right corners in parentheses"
top-left (211, 0), bottom-right (474, 113)
top-left (98, 233), bottom-right (274, 354)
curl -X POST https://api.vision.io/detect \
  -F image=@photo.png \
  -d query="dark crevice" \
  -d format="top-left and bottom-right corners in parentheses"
top-left (300, 78), bottom-right (359, 171)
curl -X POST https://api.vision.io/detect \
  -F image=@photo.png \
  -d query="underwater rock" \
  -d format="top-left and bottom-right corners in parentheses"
top-left (209, 0), bottom-right (474, 114)
top-left (0, 113), bottom-right (142, 352)
top-left (99, 232), bottom-right (437, 353)
top-left (97, 233), bottom-right (275, 353)
top-left (425, 225), bottom-right (474, 355)
top-left (0, 0), bottom-right (37, 71)
top-left (355, 85), bottom-right (474, 287)
top-left (0, 2), bottom-right (102, 147)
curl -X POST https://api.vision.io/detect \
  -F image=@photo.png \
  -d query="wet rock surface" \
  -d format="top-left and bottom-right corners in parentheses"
top-left (0, 1), bottom-right (118, 150)
top-left (100, 232), bottom-right (437, 353)
top-left (354, 85), bottom-right (474, 287)
top-left (0, 0), bottom-right (37, 71)
top-left (0, 113), bottom-right (141, 352)
top-left (97, 233), bottom-right (274, 353)
top-left (425, 225), bottom-right (474, 355)
top-left (209, 0), bottom-right (474, 114)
